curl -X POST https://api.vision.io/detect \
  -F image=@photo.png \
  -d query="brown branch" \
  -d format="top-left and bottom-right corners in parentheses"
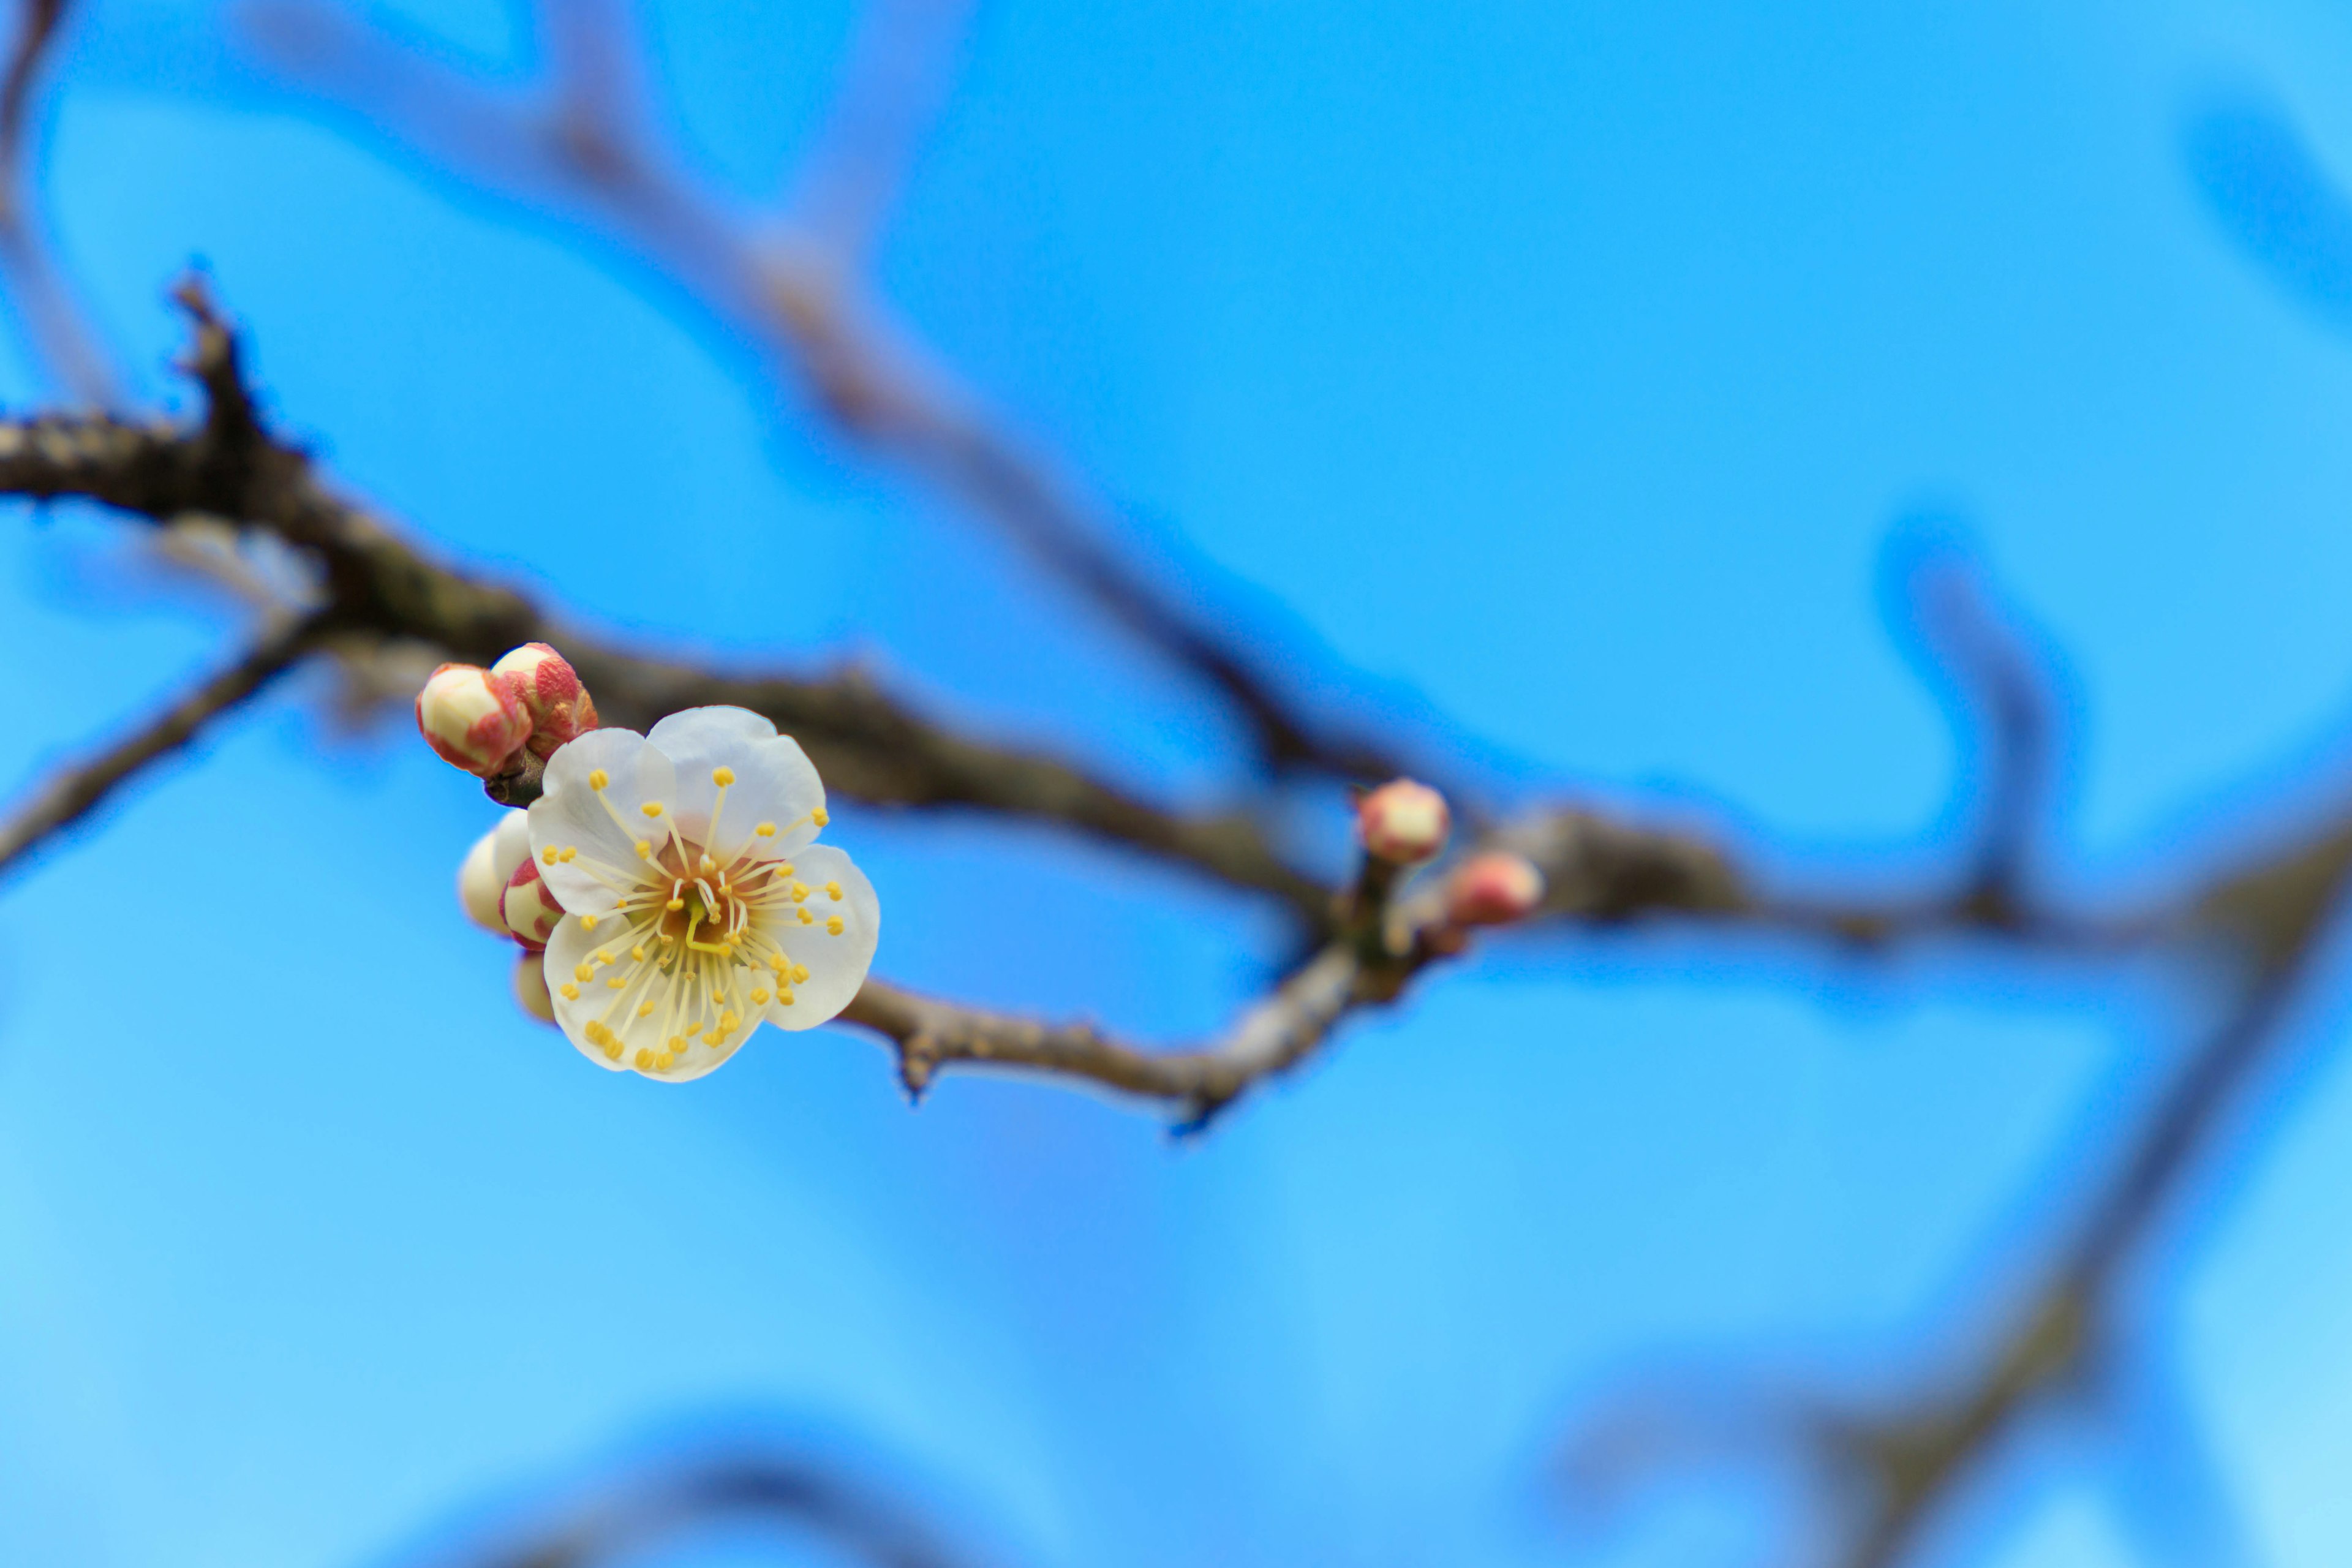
top-left (0, 281), bottom-right (1327, 920)
top-left (845, 832), bottom-right (1442, 1126)
top-left (0, 0), bottom-right (118, 404)
top-left (399, 1447), bottom-right (987, 1568)
top-left (0, 608), bottom-right (331, 876)
top-left (236, 0), bottom-right (1418, 785)
top-left (1555, 811), bottom-right (2352, 1568)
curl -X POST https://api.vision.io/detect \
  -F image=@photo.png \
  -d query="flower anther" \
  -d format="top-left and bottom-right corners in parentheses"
top-left (527, 707), bottom-right (880, 1082)
top-left (417, 663), bottom-right (530, 777)
top-left (1358, 778), bottom-right (1451, 864)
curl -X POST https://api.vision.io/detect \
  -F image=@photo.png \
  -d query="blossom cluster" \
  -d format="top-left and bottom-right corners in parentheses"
top-left (1354, 777), bottom-right (1547, 940)
top-left (425, 644), bottom-right (879, 1082)
top-left (416, 642), bottom-right (598, 779)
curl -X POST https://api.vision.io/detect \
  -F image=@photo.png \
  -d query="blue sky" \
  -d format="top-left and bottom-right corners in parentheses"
top-left (7, 2), bottom-right (2352, 1566)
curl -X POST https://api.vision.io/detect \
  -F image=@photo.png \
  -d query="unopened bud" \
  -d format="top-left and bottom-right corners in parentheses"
top-left (512, 951), bottom-right (557, 1023)
top-left (417, 663), bottom-right (530, 777)
top-left (492, 642), bottom-right (598, 759)
top-left (500, 856), bottom-right (565, 951)
top-left (1358, 778), bottom-right (1450, 864)
top-left (457, 811), bottom-right (533, 935)
top-left (1444, 852), bottom-right (1546, 927)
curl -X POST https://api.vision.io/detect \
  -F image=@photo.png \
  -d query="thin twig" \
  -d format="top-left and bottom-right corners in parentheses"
top-left (238, 0), bottom-right (1419, 784)
top-left (1557, 820), bottom-right (2352, 1567)
top-left (0, 0), bottom-right (116, 403)
top-left (0, 284), bottom-right (1330, 921)
top-left (402, 1448), bottom-right (985, 1568)
top-left (0, 609), bottom-right (331, 876)
top-left (846, 827), bottom-right (1437, 1125)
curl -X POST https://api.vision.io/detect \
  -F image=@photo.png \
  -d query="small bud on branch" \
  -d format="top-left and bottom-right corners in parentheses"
top-left (1444, 852), bottom-right (1545, 928)
top-left (501, 856), bottom-right (565, 951)
top-left (511, 951), bottom-right (557, 1023)
top-left (417, 662), bottom-right (530, 777)
top-left (457, 811), bottom-right (533, 935)
top-left (1358, 778), bottom-right (1450, 864)
top-left (491, 641), bottom-right (599, 758)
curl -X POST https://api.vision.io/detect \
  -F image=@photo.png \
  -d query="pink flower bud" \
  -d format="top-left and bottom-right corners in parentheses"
top-left (513, 951), bottom-right (557, 1023)
top-left (491, 642), bottom-right (599, 759)
top-left (457, 811), bottom-right (533, 935)
top-left (500, 856), bottom-right (565, 951)
top-left (1444, 852), bottom-right (1546, 927)
top-left (417, 663), bottom-right (530, 777)
top-left (1359, 778), bottom-right (1451, 864)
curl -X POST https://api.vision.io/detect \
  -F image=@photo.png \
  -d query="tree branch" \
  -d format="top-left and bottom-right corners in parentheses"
top-left (1556, 815), bottom-right (2352, 1567)
top-left (0, 281), bottom-right (1327, 919)
top-left (0, 0), bottom-right (118, 404)
top-left (237, 0), bottom-right (1419, 785)
top-left (401, 1446), bottom-right (986, 1568)
top-left (0, 607), bottom-right (331, 876)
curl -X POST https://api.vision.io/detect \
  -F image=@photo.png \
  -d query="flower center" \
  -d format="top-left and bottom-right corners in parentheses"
top-left (552, 772), bottom-right (841, 1076)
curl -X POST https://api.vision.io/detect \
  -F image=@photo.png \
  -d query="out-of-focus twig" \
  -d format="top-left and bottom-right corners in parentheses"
top-left (1559, 824), bottom-right (2352, 1567)
top-left (236, 0), bottom-right (1415, 785)
top-left (0, 606), bottom-right (331, 876)
top-left (0, 0), bottom-right (116, 403)
top-left (399, 1447), bottom-right (986, 1568)
top-left (0, 281), bottom-right (1329, 919)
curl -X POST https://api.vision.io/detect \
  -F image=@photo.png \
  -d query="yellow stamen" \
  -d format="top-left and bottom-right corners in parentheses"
top-left (712, 766), bottom-right (735, 786)
top-left (641, 802), bottom-right (663, 818)
top-left (778, 989), bottom-right (796, 1006)
top-left (812, 807), bottom-right (829, 827)
top-left (825, 881), bottom-right (842, 901)
top-left (575, 963), bottom-right (594, 982)
top-left (637, 1000), bottom-right (655, 1017)
top-left (604, 1040), bottom-right (622, 1061)
top-left (635, 1048), bottom-right (653, 1070)
top-left (559, 847), bottom-right (578, 863)
top-left (581, 913), bottom-right (599, 931)
top-left (541, 845), bottom-right (559, 865)
top-left (588, 769), bottom-right (609, 790)
top-left (559, 982), bottom-right (580, 1000)
top-left (790, 881), bottom-right (810, 903)
top-left (755, 822), bottom-right (775, 837)
top-left (826, 916), bottom-right (844, 935)
top-left (752, 988), bottom-right (770, 1004)
top-left (655, 1051), bottom-right (676, 1070)
top-left (635, 840), bottom-right (652, 859)
top-left (791, 963), bottom-right (809, 984)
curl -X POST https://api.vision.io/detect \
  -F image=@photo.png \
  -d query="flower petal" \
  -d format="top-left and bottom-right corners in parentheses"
top-left (754, 843), bottom-right (878, 1031)
top-left (645, 707), bottom-right (824, 860)
top-left (647, 705), bottom-right (775, 753)
top-left (545, 910), bottom-right (756, 1083)
top-left (529, 727), bottom-right (676, 915)
top-left (541, 916), bottom-right (631, 1071)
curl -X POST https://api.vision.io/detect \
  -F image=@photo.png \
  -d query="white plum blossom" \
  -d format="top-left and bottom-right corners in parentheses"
top-left (526, 707), bottom-right (880, 1081)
